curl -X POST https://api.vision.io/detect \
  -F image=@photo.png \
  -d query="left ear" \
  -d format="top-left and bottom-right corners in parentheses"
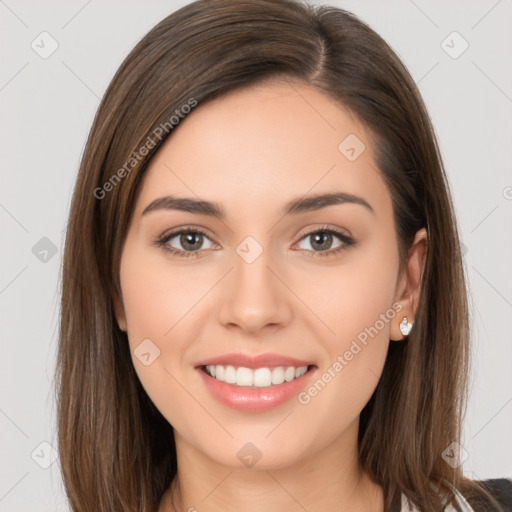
top-left (390, 228), bottom-right (428, 341)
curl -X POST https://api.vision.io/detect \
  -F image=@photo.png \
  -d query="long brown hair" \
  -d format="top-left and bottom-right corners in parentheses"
top-left (55, 1), bottom-right (503, 510)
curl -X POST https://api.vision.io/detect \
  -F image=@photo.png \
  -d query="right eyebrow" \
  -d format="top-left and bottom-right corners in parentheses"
top-left (141, 196), bottom-right (226, 219)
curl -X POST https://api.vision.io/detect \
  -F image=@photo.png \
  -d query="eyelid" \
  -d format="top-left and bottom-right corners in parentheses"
top-left (156, 226), bottom-right (217, 257)
top-left (156, 224), bottom-right (355, 258)
top-left (295, 223), bottom-right (353, 242)
top-left (292, 224), bottom-right (355, 257)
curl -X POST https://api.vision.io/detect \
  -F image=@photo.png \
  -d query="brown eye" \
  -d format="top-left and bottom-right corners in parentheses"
top-left (296, 227), bottom-right (355, 258)
top-left (307, 231), bottom-right (336, 251)
top-left (178, 231), bottom-right (204, 251)
top-left (157, 228), bottom-right (215, 257)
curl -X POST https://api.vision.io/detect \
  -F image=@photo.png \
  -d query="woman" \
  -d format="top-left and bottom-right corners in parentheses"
top-left (55, 0), bottom-right (512, 510)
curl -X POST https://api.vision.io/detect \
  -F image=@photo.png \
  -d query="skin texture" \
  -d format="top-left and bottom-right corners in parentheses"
top-left (114, 80), bottom-right (427, 512)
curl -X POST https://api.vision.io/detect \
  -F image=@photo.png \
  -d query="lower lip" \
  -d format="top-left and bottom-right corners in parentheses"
top-left (197, 366), bottom-right (316, 412)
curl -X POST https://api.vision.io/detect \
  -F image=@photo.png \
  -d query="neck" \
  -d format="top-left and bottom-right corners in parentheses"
top-left (158, 419), bottom-right (384, 512)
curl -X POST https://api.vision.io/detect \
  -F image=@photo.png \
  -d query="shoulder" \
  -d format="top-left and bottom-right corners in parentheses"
top-left (399, 479), bottom-right (512, 512)
top-left (463, 478), bottom-right (512, 512)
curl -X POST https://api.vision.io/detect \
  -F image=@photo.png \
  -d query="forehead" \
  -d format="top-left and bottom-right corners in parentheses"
top-left (133, 80), bottom-right (391, 221)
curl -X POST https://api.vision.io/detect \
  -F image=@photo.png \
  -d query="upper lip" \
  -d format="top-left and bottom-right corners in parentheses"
top-left (195, 353), bottom-right (315, 369)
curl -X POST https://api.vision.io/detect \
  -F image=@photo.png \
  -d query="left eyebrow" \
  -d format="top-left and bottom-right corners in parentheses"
top-left (281, 191), bottom-right (375, 216)
top-left (140, 191), bottom-right (375, 219)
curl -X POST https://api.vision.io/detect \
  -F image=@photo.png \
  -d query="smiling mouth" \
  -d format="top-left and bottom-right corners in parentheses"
top-left (201, 364), bottom-right (316, 388)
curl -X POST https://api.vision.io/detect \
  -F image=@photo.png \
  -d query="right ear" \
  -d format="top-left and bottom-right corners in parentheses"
top-left (113, 291), bottom-right (127, 332)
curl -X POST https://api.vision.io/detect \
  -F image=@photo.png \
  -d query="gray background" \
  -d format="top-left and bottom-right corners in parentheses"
top-left (1, 0), bottom-right (511, 510)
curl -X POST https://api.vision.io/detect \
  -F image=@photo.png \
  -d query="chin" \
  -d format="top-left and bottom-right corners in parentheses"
top-left (196, 435), bottom-right (312, 471)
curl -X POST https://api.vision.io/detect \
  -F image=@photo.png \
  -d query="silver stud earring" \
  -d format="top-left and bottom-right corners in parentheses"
top-left (400, 317), bottom-right (413, 336)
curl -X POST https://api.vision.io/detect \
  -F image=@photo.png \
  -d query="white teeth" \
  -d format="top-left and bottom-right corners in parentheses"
top-left (254, 368), bottom-right (272, 387)
top-left (284, 366), bottom-right (295, 382)
top-left (295, 366), bottom-right (307, 378)
top-left (224, 365), bottom-right (236, 384)
top-left (204, 364), bottom-right (309, 387)
top-left (236, 366), bottom-right (253, 386)
top-left (271, 367), bottom-right (285, 385)
top-left (215, 365), bottom-right (224, 381)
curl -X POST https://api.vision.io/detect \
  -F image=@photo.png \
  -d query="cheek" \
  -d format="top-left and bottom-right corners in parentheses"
top-left (292, 254), bottom-right (398, 442)
top-left (119, 242), bottom-right (210, 344)
top-left (299, 239), bottom-right (399, 351)
top-left (118, 244), bottom-right (190, 398)
top-left (118, 246), bottom-right (206, 429)
top-left (295, 237), bottom-right (398, 406)
top-left (119, 243), bottom-right (224, 398)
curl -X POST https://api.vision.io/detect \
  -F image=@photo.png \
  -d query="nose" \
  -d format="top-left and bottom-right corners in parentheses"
top-left (217, 241), bottom-right (293, 335)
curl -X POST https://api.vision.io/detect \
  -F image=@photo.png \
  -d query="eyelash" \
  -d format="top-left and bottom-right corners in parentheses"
top-left (155, 225), bottom-right (355, 259)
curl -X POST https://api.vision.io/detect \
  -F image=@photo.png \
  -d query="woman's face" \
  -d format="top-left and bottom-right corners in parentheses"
top-left (114, 79), bottom-right (419, 470)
